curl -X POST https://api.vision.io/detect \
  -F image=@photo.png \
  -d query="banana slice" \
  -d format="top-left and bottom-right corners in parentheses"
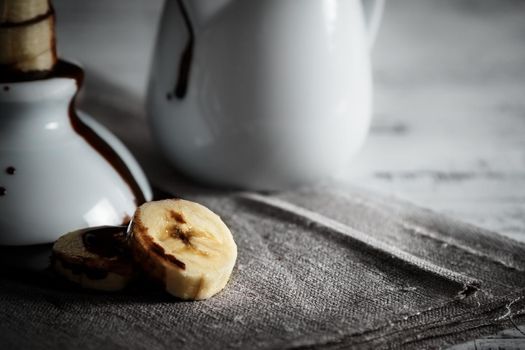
top-left (129, 199), bottom-right (237, 300)
top-left (0, 0), bottom-right (56, 75)
top-left (0, 0), bottom-right (50, 23)
top-left (52, 226), bottom-right (135, 291)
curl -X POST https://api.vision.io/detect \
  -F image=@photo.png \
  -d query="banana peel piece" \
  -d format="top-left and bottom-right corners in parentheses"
top-left (130, 199), bottom-right (237, 300)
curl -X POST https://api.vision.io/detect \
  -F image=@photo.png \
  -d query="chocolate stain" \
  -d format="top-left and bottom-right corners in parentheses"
top-left (5, 166), bottom-right (15, 175)
top-left (81, 225), bottom-right (128, 258)
top-left (0, 187), bottom-right (6, 196)
top-left (51, 225), bottom-right (131, 281)
top-left (169, 0), bottom-right (195, 100)
top-left (47, 60), bottom-right (146, 205)
top-left (0, 8), bottom-right (54, 28)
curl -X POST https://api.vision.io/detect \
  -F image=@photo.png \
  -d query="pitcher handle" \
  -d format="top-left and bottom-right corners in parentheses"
top-left (362, 0), bottom-right (385, 48)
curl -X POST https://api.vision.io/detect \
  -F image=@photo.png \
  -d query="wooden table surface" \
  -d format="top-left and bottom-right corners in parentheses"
top-left (52, 0), bottom-right (525, 347)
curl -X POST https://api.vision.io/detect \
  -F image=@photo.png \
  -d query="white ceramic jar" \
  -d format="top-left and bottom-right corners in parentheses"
top-left (0, 61), bottom-right (152, 246)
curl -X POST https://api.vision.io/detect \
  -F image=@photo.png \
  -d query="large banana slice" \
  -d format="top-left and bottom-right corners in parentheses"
top-left (130, 199), bottom-right (237, 300)
top-left (52, 226), bottom-right (135, 291)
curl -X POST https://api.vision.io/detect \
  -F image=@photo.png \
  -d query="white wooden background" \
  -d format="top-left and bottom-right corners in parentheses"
top-left (52, 0), bottom-right (525, 243)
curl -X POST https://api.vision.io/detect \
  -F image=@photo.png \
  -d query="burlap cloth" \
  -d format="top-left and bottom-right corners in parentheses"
top-left (1, 186), bottom-right (524, 349)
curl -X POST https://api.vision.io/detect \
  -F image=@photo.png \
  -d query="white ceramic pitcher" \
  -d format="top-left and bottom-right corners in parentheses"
top-left (148, 0), bottom-right (384, 190)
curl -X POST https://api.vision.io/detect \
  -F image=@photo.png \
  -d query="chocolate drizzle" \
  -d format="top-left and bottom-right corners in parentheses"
top-left (0, 8), bottom-right (53, 28)
top-left (48, 60), bottom-right (146, 205)
top-left (52, 225), bottom-right (132, 281)
top-left (170, 0), bottom-right (195, 100)
top-left (81, 225), bottom-right (128, 258)
top-left (0, 68), bottom-right (52, 83)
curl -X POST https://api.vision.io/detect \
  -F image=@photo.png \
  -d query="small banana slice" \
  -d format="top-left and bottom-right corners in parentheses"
top-left (52, 226), bottom-right (134, 291)
top-left (130, 199), bottom-right (237, 300)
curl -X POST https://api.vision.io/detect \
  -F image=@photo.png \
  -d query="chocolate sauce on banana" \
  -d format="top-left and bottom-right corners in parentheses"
top-left (81, 225), bottom-right (128, 258)
top-left (52, 225), bottom-right (130, 281)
